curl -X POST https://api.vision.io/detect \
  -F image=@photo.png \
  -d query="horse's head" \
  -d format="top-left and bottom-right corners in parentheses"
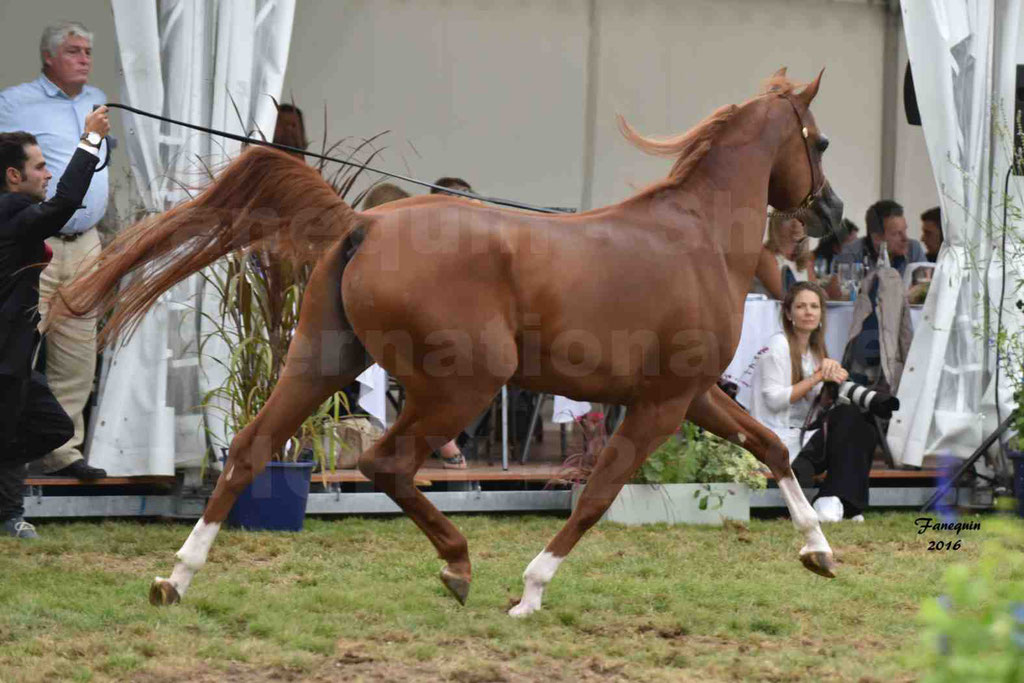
top-left (766, 68), bottom-right (845, 240)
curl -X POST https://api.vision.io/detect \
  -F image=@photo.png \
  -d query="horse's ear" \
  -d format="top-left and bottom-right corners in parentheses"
top-left (764, 67), bottom-right (788, 94)
top-left (798, 68), bottom-right (824, 104)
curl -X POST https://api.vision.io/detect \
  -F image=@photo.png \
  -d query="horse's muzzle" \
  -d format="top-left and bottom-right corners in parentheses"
top-left (803, 181), bottom-right (844, 240)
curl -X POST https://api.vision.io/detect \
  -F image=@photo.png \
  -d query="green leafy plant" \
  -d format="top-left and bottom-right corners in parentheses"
top-left (554, 415), bottom-right (767, 492)
top-left (918, 517), bottom-right (1024, 682)
top-left (633, 422), bottom-right (767, 490)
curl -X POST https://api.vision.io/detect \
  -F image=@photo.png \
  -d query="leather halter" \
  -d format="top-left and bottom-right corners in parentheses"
top-left (773, 94), bottom-right (826, 216)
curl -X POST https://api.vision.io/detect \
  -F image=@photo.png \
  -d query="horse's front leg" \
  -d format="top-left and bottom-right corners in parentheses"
top-left (509, 397), bottom-right (691, 617)
top-left (686, 387), bottom-right (836, 578)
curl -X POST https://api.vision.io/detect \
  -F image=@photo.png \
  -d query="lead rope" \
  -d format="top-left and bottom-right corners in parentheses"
top-left (103, 102), bottom-right (568, 214)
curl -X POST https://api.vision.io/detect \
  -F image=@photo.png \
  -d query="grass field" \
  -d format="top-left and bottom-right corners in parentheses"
top-left (0, 511), bottom-right (1005, 682)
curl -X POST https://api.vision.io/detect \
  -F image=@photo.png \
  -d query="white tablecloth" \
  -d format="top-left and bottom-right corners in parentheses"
top-left (722, 296), bottom-right (922, 409)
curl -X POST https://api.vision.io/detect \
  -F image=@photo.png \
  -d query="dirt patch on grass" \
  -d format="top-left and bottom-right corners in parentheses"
top-left (128, 656), bottom-right (653, 683)
top-left (59, 551), bottom-right (163, 576)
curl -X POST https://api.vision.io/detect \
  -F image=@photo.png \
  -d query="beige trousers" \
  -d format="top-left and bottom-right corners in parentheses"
top-left (35, 228), bottom-right (101, 472)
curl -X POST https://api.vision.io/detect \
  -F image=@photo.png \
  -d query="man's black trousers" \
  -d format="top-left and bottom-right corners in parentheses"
top-left (0, 372), bottom-right (73, 519)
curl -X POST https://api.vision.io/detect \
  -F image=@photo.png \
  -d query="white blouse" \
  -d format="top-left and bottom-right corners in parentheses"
top-left (749, 332), bottom-right (822, 462)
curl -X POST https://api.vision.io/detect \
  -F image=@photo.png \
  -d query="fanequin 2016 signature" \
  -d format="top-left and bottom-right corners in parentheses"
top-left (915, 517), bottom-right (981, 551)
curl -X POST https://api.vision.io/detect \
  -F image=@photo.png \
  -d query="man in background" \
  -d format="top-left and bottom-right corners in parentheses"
top-left (430, 177), bottom-right (473, 196)
top-left (0, 22), bottom-right (109, 479)
top-left (838, 199), bottom-right (927, 278)
top-left (920, 206), bottom-right (943, 262)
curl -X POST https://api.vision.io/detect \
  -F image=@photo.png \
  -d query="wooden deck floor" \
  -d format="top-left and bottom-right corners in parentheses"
top-left (23, 464), bottom-right (940, 490)
top-left (313, 462), bottom-right (566, 486)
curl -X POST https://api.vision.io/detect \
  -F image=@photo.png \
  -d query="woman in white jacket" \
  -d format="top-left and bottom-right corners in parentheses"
top-left (750, 282), bottom-right (875, 522)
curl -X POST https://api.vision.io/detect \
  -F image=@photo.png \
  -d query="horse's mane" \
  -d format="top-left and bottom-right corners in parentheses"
top-left (618, 76), bottom-right (799, 189)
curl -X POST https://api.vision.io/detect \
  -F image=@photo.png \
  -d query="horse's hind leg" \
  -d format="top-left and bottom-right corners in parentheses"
top-left (509, 396), bottom-right (691, 617)
top-left (149, 367), bottom-right (352, 605)
top-left (685, 386), bottom-right (836, 578)
top-left (357, 385), bottom-right (500, 605)
top-left (150, 243), bottom-right (369, 606)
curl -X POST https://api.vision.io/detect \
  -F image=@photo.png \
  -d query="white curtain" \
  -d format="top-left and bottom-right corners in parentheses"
top-left (92, 0), bottom-right (296, 475)
top-left (890, 0), bottom-right (1024, 466)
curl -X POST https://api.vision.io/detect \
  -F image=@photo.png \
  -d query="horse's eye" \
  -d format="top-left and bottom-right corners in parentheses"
top-left (817, 135), bottom-right (830, 153)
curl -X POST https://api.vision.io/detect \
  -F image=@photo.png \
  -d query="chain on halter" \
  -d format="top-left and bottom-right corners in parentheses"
top-left (769, 94), bottom-right (826, 221)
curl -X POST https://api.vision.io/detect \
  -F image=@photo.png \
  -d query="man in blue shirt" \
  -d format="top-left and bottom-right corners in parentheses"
top-left (0, 22), bottom-right (109, 479)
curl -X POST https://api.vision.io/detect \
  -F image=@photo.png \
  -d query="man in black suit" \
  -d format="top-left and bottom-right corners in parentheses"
top-left (0, 106), bottom-right (108, 538)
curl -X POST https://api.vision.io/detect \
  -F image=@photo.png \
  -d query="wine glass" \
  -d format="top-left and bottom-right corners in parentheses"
top-left (837, 262), bottom-right (852, 286)
top-left (814, 256), bottom-right (829, 280)
top-left (850, 262), bottom-right (865, 295)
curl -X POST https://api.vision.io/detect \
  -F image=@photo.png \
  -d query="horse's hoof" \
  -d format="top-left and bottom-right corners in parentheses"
top-left (439, 567), bottom-right (471, 606)
top-left (508, 599), bottom-right (539, 618)
top-left (800, 551), bottom-right (837, 578)
top-left (149, 577), bottom-right (181, 606)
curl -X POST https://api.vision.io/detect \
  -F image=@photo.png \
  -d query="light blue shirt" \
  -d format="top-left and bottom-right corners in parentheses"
top-left (0, 74), bottom-right (109, 235)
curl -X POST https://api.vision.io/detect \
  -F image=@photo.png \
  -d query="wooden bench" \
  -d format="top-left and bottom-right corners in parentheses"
top-left (760, 468), bottom-right (941, 482)
top-left (312, 463), bottom-right (564, 487)
top-left (24, 476), bottom-right (177, 488)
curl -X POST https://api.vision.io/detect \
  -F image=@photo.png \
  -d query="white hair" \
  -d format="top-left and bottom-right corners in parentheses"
top-left (39, 21), bottom-right (93, 66)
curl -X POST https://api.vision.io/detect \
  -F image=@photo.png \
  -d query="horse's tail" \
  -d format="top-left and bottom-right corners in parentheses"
top-left (48, 146), bottom-right (364, 348)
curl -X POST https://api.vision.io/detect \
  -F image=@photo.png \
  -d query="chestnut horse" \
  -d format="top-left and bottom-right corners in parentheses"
top-left (52, 69), bottom-right (844, 616)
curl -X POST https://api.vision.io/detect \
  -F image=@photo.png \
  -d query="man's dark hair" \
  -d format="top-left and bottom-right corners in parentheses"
top-left (815, 218), bottom-right (859, 261)
top-left (921, 206), bottom-right (941, 226)
top-left (0, 131), bottom-right (38, 191)
top-left (814, 232), bottom-right (839, 260)
top-left (865, 199), bottom-right (903, 236)
top-left (430, 176), bottom-right (473, 195)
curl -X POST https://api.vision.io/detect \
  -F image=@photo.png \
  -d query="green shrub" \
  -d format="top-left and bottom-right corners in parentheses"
top-left (918, 517), bottom-right (1024, 682)
top-left (633, 422), bottom-right (767, 489)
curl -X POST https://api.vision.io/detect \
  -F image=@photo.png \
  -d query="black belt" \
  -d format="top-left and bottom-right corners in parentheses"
top-left (56, 228), bottom-right (92, 242)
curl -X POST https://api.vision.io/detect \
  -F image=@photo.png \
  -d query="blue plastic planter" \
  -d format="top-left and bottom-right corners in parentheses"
top-left (1008, 451), bottom-right (1024, 518)
top-left (227, 460), bottom-right (315, 531)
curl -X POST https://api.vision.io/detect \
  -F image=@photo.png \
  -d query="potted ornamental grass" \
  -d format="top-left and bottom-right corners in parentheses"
top-left (564, 415), bottom-right (766, 526)
top-left (200, 249), bottom-right (353, 532)
top-left (200, 117), bottom-right (388, 531)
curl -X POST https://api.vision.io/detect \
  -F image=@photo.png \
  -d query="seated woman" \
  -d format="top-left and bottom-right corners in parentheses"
top-left (753, 212), bottom-right (842, 300)
top-left (749, 282), bottom-right (877, 522)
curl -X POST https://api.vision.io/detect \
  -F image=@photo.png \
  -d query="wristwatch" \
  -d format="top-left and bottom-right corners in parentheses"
top-left (80, 131), bottom-right (102, 148)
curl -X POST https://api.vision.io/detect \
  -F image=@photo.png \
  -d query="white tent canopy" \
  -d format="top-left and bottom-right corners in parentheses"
top-left (889, 0), bottom-right (1024, 466)
top-left (90, 0), bottom-right (296, 475)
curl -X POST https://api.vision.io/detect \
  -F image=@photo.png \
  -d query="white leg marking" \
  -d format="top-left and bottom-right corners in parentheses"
top-left (736, 433), bottom-right (747, 445)
top-left (777, 475), bottom-right (832, 556)
top-left (225, 465), bottom-right (234, 481)
top-left (155, 518), bottom-right (222, 598)
top-left (509, 551), bottom-right (564, 618)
